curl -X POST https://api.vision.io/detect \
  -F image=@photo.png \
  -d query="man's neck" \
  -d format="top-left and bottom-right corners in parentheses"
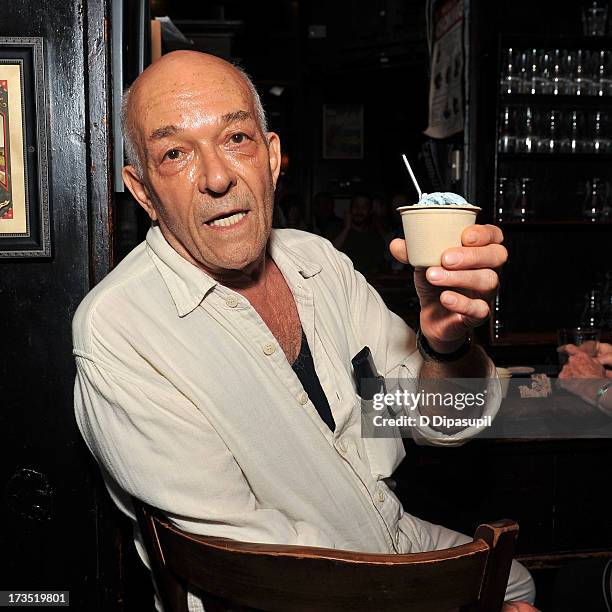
top-left (156, 221), bottom-right (272, 294)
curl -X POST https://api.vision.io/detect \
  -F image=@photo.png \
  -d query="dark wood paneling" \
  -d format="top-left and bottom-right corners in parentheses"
top-left (0, 1), bottom-right (112, 609)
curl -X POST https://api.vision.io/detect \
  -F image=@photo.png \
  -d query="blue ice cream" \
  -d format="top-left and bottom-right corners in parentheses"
top-left (414, 192), bottom-right (476, 207)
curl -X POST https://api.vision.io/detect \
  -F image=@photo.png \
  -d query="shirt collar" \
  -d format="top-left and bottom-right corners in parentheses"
top-left (146, 225), bottom-right (323, 317)
top-left (268, 230), bottom-right (323, 279)
top-left (146, 224), bottom-right (217, 317)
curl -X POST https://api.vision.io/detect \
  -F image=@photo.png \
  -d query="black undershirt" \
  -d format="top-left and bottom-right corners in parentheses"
top-left (291, 329), bottom-right (336, 432)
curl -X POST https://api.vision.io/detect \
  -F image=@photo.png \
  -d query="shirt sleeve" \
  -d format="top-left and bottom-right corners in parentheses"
top-left (330, 247), bottom-right (501, 446)
top-left (73, 355), bottom-right (337, 548)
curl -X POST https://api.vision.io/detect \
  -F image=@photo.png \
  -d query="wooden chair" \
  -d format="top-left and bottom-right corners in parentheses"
top-left (134, 500), bottom-right (519, 612)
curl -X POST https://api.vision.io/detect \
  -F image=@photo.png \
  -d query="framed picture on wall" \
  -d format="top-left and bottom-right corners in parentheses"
top-left (322, 104), bottom-right (364, 159)
top-left (0, 37), bottom-right (50, 258)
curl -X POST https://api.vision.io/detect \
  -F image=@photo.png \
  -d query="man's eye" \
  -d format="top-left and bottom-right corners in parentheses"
top-left (163, 149), bottom-right (181, 161)
top-left (230, 133), bottom-right (249, 145)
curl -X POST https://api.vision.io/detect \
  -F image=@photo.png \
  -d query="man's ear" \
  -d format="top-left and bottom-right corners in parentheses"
top-left (122, 165), bottom-right (158, 221)
top-left (266, 132), bottom-right (282, 188)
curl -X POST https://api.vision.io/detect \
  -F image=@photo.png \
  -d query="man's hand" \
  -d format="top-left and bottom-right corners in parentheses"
top-left (559, 346), bottom-right (607, 379)
top-left (390, 224), bottom-right (506, 353)
top-left (597, 342), bottom-right (612, 370)
top-left (558, 349), bottom-right (608, 405)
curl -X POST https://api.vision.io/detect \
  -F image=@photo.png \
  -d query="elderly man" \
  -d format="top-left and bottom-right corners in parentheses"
top-left (73, 51), bottom-right (536, 610)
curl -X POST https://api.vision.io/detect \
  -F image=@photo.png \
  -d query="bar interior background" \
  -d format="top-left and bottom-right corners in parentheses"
top-left (1, 0), bottom-right (611, 609)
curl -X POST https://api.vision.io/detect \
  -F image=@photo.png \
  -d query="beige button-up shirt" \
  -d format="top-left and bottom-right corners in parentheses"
top-left (72, 225), bottom-right (500, 584)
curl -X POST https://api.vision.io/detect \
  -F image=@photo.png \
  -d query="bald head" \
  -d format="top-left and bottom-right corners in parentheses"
top-left (121, 51), bottom-right (267, 177)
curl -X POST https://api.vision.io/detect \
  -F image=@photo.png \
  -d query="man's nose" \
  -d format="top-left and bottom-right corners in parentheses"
top-left (196, 147), bottom-right (237, 195)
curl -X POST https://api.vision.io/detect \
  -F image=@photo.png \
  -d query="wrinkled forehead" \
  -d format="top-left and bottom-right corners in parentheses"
top-left (131, 67), bottom-right (255, 138)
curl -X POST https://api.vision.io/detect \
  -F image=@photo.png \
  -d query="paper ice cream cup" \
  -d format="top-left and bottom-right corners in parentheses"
top-left (397, 205), bottom-right (481, 268)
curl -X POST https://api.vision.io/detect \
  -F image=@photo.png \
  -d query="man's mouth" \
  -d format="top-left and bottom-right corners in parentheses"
top-left (206, 210), bottom-right (249, 228)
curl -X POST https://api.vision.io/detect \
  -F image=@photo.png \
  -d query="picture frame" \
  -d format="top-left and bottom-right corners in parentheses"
top-left (0, 37), bottom-right (50, 258)
top-left (322, 103), bottom-right (364, 160)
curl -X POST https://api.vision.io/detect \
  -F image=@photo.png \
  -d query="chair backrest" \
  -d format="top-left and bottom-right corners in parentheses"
top-left (134, 500), bottom-right (518, 612)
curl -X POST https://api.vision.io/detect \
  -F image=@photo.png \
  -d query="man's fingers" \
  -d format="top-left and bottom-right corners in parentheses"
top-left (597, 353), bottom-right (612, 367)
top-left (557, 343), bottom-right (581, 355)
top-left (440, 290), bottom-right (490, 327)
top-left (441, 243), bottom-right (508, 270)
top-left (598, 342), bottom-right (612, 355)
top-left (389, 238), bottom-right (409, 264)
top-left (425, 267), bottom-right (499, 295)
top-left (462, 223), bottom-right (505, 247)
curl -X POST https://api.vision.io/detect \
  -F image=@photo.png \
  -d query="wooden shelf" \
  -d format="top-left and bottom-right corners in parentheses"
top-left (498, 152), bottom-right (612, 161)
top-left (500, 220), bottom-right (612, 227)
top-left (492, 331), bottom-right (612, 346)
top-left (500, 94), bottom-right (612, 108)
top-left (500, 35), bottom-right (612, 50)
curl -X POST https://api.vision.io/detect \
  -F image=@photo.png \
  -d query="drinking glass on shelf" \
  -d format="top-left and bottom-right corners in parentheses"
top-left (581, 177), bottom-right (609, 221)
top-left (550, 49), bottom-right (565, 95)
top-left (562, 50), bottom-right (578, 95)
top-left (537, 109), bottom-right (563, 153)
top-left (593, 50), bottom-right (612, 95)
top-left (588, 110), bottom-right (611, 153)
top-left (495, 177), bottom-right (512, 223)
top-left (510, 178), bottom-right (533, 222)
top-left (500, 48), bottom-right (522, 95)
top-left (580, 289), bottom-right (603, 328)
top-left (527, 48), bottom-right (551, 95)
top-left (498, 106), bottom-right (516, 153)
top-left (515, 106), bottom-right (538, 153)
top-left (539, 49), bottom-right (554, 94)
top-left (517, 49), bottom-right (532, 94)
top-left (574, 49), bottom-right (593, 95)
top-left (602, 275), bottom-right (612, 327)
top-left (493, 293), bottom-right (504, 340)
top-left (561, 110), bottom-right (587, 153)
top-left (582, 1), bottom-right (608, 36)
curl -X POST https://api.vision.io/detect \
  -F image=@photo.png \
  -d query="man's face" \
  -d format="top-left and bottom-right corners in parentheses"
top-left (124, 58), bottom-right (281, 277)
top-left (351, 196), bottom-right (372, 227)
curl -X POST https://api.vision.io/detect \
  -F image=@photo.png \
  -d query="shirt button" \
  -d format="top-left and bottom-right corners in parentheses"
top-left (298, 391), bottom-right (309, 405)
top-left (337, 439), bottom-right (348, 453)
top-left (225, 295), bottom-right (239, 308)
top-left (262, 342), bottom-right (276, 356)
top-left (376, 489), bottom-right (386, 503)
